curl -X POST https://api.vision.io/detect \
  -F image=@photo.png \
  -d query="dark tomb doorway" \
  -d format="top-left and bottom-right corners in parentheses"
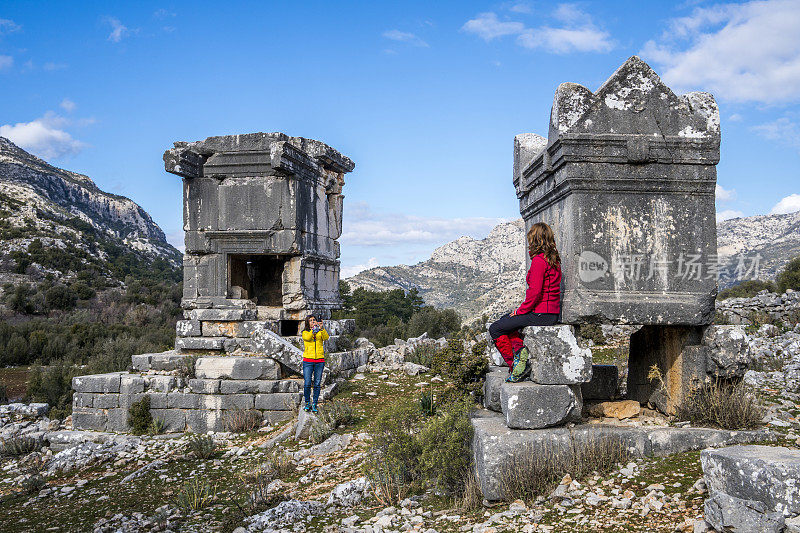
top-left (228, 254), bottom-right (286, 306)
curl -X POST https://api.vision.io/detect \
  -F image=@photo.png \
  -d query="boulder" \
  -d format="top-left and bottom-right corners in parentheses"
top-left (483, 367), bottom-right (507, 412)
top-left (500, 382), bottom-right (581, 429)
top-left (521, 325), bottom-right (592, 385)
top-left (704, 492), bottom-right (784, 533)
top-left (588, 400), bottom-right (640, 420)
top-left (295, 409), bottom-right (318, 440)
top-left (702, 325), bottom-right (752, 378)
top-left (701, 445), bottom-right (800, 517)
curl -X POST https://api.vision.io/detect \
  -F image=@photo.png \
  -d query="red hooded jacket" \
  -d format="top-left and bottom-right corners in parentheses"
top-left (516, 252), bottom-right (561, 315)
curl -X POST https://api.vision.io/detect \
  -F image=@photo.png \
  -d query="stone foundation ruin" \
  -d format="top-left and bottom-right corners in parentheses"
top-left (475, 57), bottom-right (765, 501)
top-left (71, 133), bottom-right (368, 433)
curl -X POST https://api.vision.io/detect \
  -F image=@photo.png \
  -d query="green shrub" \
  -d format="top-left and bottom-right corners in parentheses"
top-left (318, 399), bottom-right (358, 429)
top-left (367, 400), bottom-right (423, 483)
top-left (148, 418), bottom-right (166, 435)
top-left (175, 477), bottom-right (216, 511)
top-left (0, 383), bottom-right (7, 405)
top-left (418, 402), bottom-right (473, 494)
top-left (26, 364), bottom-right (77, 419)
top-left (186, 434), bottom-right (217, 459)
top-left (407, 343), bottom-right (438, 368)
top-left (309, 421), bottom-right (334, 445)
top-left (406, 307), bottom-right (462, 339)
top-left (127, 395), bottom-right (153, 435)
top-left (676, 379), bottom-right (764, 430)
top-left (778, 256), bottom-right (800, 293)
top-left (579, 323), bottom-right (606, 345)
top-left (718, 279), bottom-right (777, 300)
top-left (431, 339), bottom-right (489, 401)
top-left (419, 390), bottom-right (436, 417)
top-left (263, 447), bottom-right (295, 479)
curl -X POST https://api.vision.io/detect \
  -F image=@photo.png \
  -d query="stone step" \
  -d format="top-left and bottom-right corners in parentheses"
top-left (131, 351), bottom-right (191, 372)
top-left (472, 409), bottom-right (775, 502)
top-left (500, 381), bottom-right (582, 429)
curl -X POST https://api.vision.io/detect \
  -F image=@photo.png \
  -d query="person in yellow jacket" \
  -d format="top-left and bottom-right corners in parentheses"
top-left (301, 315), bottom-right (329, 413)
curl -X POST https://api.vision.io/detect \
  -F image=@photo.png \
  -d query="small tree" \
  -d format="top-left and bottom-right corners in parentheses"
top-left (777, 256), bottom-right (800, 294)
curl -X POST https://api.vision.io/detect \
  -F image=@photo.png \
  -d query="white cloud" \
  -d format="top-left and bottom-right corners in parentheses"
top-left (462, 5), bottom-right (612, 54)
top-left (770, 193), bottom-right (800, 214)
top-left (382, 30), bottom-right (428, 48)
top-left (43, 61), bottom-right (68, 71)
top-left (153, 9), bottom-right (176, 19)
top-left (728, 113), bottom-right (743, 122)
top-left (641, 0), bottom-right (800, 103)
top-left (716, 209), bottom-right (744, 222)
top-left (341, 257), bottom-right (381, 278)
top-left (0, 18), bottom-right (21, 35)
top-left (462, 12), bottom-right (525, 41)
top-left (105, 17), bottom-right (130, 43)
top-left (0, 111), bottom-right (87, 160)
top-left (752, 117), bottom-right (800, 150)
top-left (508, 2), bottom-right (532, 14)
top-left (0, 55), bottom-right (12, 70)
top-left (60, 98), bottom-right (76, 112)
top-left (715, 184), bottom-right (736, 202)
top-left (340, 202), bottom-right (507, 247)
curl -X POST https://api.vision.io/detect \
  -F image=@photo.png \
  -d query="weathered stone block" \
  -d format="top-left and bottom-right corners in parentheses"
top-left (144, 375), bottom-right (177, 393)
top-left (146, 393), bottom-right (169, 409)
top-left (704, 492), bottom-right (784, 533)
top-left (515, 56), bottom-right (719, 326)
top-left (72, 373), bottom-right (123, 394)
top-left (167, 392), bottom-right (200, 409)
top-left (186, 410), bottom-right (226, 433)
top-left (201, 320), bottom-right (265, 338)
top-left (264, 410), bottom-right (294, 424)
top-left (195, 356), bottom-right (280, 380)
top-left (701, 445), bottom-right (800, 517)
top-left (93, 394), bottom-right (120, 409)
top-left (119, 392), bottom-right (146, 409)
top-left (219, 380), bottom-right (280, 394)
top-left (702, 325), bottom-right (751, 378)
top-left (120, 375), bottom-right (145, 395)
top-left (522, 325), bottom-right (592, 385)
top-left (176, 320), bottom-right (202, 337)
top-left (188, 379), bottom-right (220, 394)
top-left (249, 328), bottom-right (303, 374)
top-left (500, 382), bottom-right (581, 429)
top-left (72, 409), bottom-right (107, 431)
top-left (150, 409), bottom-right (187, 432)
top-left (175, 337), bottom-right (226, 351)
top-left (483, 367), bottom-right (507, 412)
top-left (185, 309), bottom-right (258, 321)
top-left (149, 352), bottom-right (190, 371)
top-left (255, 393), bottom-right (300, 411)
top-left (107, 408), bottom-right (129, 432)
top-left (199, 394), bottom-right (254, 410)
top-left (131, 354), bottom-right (152, 372)
top-left (581, 364), bottom-right (619, 400)
top-left (73, 393), bottom-right (95, 409)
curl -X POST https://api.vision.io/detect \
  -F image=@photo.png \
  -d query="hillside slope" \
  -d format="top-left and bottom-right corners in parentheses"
top-left (0, 136), bottom-right (181, 286)
top-left (347, 212), bottom-right (800, 321)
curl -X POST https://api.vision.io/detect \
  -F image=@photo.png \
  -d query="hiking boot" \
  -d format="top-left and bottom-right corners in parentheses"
top-left (303, 404), bottom-right (311, 413)
top-left (506, 347), bottom-right (531, 383)
top-left (311, 403), bottom-right (319, 414)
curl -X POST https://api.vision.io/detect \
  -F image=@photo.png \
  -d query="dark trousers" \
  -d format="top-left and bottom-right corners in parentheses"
top-left (488, 312), bottom-right (559, 340)
top-left (303, 360), bottom-right (325, 406)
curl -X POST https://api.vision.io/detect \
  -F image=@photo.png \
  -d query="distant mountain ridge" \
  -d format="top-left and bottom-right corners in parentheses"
top-left (0, 136), bottom-right (181, 285)
top-left (347, 211), bottom-right (800, 322)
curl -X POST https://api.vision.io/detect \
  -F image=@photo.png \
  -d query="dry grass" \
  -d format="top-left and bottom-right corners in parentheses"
top-left (676, 379), bottom-right (765, 430)
top-left (224, 409), bottom-right (262, 433)
top-left (458, 469), bottom-right (483, 511)
top-left (498, 437), bottom-right (631, 504)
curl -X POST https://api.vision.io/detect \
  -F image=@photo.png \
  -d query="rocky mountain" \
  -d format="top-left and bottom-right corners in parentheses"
top-left (0, 136), bottom-right (181, 285)
top-left (347, 211), bottom-right (800, 322)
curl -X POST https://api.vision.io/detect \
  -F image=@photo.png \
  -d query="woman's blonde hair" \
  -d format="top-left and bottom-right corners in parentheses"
top-left (527, 222), bottom-right (561, 268)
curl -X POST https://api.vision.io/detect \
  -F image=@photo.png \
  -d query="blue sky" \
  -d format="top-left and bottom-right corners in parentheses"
top-left (1, 0), bottom-right (799, 276)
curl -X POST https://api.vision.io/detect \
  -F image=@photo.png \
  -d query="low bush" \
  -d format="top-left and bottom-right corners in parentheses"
top-left (127, 395), bottom-right (153, 435)
top-left (175, 477), bottom-right (216, 511)
top-left (148, 418), bottom-right (166, 435)
top-left (186, 434), bottom-right (217, 459)
top-left (318, 399), bottom-right (358, 429)
top-left (499, 437), bottom-right (630, 503)
top-left (579, 323), bottom-right (606, 345)
top-left (224, 409), bottom-right (262, 433)
top-left (431, 339), bottom-right (488, 402)
top-left (676, 379), bottom-right (764, 430)
top-left (309, 421), bottom-right (334, 445)
top-left (0, 435), bottom-right (43, 456)
top-left (363, 398), bottom-right (474, 505)
top-left (717, 279), bottom-right (776, 300)
top-left (406, 343), bottom-right (438, 368)
top-left (263, 447), bottom-right (295, 479)
top-left (419, 390), bottom-right (436, 416)
top-left (777, 256), bottom-right (800, 293)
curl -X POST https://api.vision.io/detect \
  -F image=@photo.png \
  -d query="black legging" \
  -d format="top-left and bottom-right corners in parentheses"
top-left (488, 312), bottom-right (559, 340)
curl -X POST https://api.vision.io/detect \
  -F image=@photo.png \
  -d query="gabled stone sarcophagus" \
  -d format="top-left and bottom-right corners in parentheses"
top-left (164, 132), bottom-right (354, 336)
top-left (514, 56), bottom-right (720, 326)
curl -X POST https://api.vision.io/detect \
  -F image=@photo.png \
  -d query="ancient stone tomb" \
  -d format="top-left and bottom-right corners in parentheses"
top-left (72, 133), bottom-right (367, 433)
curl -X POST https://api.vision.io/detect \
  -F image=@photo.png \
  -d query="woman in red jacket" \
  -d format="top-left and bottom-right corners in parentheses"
top-left (489, 222), bottom-right (561, 382)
